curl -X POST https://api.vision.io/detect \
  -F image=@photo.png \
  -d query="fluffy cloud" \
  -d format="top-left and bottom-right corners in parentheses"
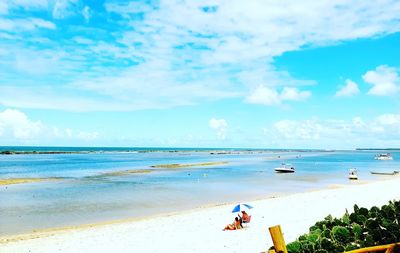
top-left (245, 86), bottom-right (280, 105)
top-left (263, 114), bottom-right (400, 149)
top-left (2, 1), bottom-right (400, 111)
top-left (375, 114), bottom-right (400, 126)
top-left (335, 79), bottom-right (360, 97)
top-left (0, 109), bottom-right (43, 139)
top-left (281, 87), bottom-right (311, 101)
top-left (363, 65), bottom-right (399, 96)
top-left (245, 86), bottom-right (311, 105)
top-left (209, 118), bottom-right (228, 140)
top-left (0, 109), bottom-right (99, 144)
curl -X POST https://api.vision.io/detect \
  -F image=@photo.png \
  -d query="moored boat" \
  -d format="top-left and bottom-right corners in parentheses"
top-left (374, 153), bottom-right (393, 160)
top-left (370, 171), bottom-right (399, 175)
top-left (348, 168), bottom-right (358, 180)
top-left (274, 163), bottom-right (295, 173)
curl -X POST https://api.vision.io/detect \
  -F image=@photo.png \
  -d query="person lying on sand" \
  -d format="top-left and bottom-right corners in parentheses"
top-left (223, 217), bottom-right (242, 231)
top-left (238, 211), bottom-right (250, 223)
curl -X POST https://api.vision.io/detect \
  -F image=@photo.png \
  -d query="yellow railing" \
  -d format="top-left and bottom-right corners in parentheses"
top-left (267, 225), bottom-right (399, 253)
top-left (345, 243), bottom-right (399, 253)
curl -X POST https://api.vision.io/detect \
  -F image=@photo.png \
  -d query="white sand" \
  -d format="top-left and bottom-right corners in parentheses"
top-left (1, 177), bottom-right (400, 253)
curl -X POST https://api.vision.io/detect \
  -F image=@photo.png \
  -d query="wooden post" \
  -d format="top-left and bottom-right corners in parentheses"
top-left (269, 225), bottom-right (288, 253)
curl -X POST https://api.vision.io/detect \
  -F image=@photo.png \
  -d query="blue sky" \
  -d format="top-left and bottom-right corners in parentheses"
top-left (0, 0), bottom-right (399, 149)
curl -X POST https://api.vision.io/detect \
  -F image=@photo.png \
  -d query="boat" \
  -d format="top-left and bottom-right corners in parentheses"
top-left (374, 153), bottom-right (393, 160)
top-left (274, 163), bottom-right (295, 173)
top-left (348, 168), bottom-right (358, 180)
top-left (370, 171), bottom-right (399, 175)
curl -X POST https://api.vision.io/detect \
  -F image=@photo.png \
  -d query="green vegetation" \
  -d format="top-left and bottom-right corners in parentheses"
top-left (0, 177), bottom-right (61, 185)
top-left (94, 169), bottom-right (154, 177)
top-left (85, 161), bottom-right (228, 179)
top-left (150, 161), bottom-right (228, 169)
top-left (0, 150), bottom-right (81, 155)
top-left (286, 200), bottom-right (400, 253)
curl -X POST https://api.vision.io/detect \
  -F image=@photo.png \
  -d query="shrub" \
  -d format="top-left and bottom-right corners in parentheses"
top-left (286, 200), bottom-right (400, 253)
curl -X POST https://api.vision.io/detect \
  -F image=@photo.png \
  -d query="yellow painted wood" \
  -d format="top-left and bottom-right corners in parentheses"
top-left (268, 225), bottom-right (288, 253)
top-left (345, 243), bottom-right (399, 253)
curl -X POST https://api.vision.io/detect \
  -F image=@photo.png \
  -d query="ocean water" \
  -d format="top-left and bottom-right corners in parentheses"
top-left (0, 148), bottom-right (399, 235)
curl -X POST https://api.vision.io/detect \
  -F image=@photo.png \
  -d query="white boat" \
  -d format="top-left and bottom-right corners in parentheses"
top-left (274, 163), bottom-right (295, 173)
top-left (370, 171), bottom-right (399, 175)
top-left (348, 168), bottom-right (358, 180)
top-left (374, 153), bottom-right (393, 160)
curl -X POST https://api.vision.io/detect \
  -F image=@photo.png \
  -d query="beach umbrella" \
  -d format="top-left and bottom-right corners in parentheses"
top-left (232, 203), bottom-right (253, 213)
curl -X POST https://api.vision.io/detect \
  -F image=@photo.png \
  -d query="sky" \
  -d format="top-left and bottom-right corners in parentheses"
top-left (0, 0), bottom-right (399, 149)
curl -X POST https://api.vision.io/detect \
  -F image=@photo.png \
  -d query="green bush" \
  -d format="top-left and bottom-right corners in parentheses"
top-left (286, 200), bottom-right (400, 253)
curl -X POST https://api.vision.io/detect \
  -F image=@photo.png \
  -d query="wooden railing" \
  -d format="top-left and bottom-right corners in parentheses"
top-left (345, 243), bottom-right (399, 253)
top-left (267, 225), bottom-right (399, 253)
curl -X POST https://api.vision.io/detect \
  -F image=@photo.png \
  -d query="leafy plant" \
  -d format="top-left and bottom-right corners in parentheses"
top-left (285, 200), bottom-right (400, 253)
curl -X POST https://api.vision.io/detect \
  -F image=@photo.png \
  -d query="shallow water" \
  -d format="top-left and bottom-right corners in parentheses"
top-left (1, 149), bottom-right (399, 235)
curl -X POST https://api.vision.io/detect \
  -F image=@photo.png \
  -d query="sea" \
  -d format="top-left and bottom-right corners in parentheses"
top-left (1, 146), bottom-right (399, 236)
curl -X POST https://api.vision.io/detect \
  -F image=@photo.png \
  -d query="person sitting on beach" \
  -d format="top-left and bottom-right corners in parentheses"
top-left (223, 217), bottom-right (242, 231)
top-left (238, 211), bottom-right (250, 223)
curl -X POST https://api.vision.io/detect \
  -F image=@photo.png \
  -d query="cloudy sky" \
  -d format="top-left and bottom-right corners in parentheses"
top-left (0, 0), bottom-right (399, 149)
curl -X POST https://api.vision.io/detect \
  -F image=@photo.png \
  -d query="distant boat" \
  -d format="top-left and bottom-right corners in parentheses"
top-left (348, 168), bottom-right (358, 180)
top-left (274, 163), bottom-right (295, 173)
top-left (374, 153), bottom-right (393, 160)
top-left (370, 171), bottom-right (399, 175)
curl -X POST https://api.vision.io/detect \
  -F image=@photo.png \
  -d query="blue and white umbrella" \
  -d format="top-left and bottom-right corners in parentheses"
top-left (232, 203), bottom-right (253, 213)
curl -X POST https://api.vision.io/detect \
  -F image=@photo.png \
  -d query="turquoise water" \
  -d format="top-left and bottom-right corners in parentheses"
top-left (1, 148), bottom-right (399, 235)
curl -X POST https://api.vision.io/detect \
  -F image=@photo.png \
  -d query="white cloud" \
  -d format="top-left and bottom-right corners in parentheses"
top-left (0, 2), bottom-right (8, 14)
top-left (73, 36), bottom-right (94, 44)
top-left (375, 114), bottom-right (400, 126)
top-left (52, 127), bottom-right (98, 141)
top-left (69, 1), bottom-right (400, 111)
top-left (245, 86), bottom-right (311, 105)
top-left (52, 0), bottom-right (79, 19)
top-left (77, 131), bottom-right (98, 141)
top-left (335, 79), bottom-right (360, 97)
top-left (0, 109), bottom-right (99, 143)
top-left (0, 86), bottom-right (119, 112)
top-left (263, 114), bottom-right (400, 149)
top-left (363, 65), bottom-right (399, 96)
top-left (0, 17), bottom-right (55, 31)
top-left (209, 118), bottom-right (228, 140)
top-left (281, 87), bottom-right (311, 101)
top-left (82, 6), bottom-right (90, 22)
top-left (2, 1), bottom-right (400, 111)
top-left (0, 18), bottom-right (13, 31)
top-left (105, 1), bottom-right (153, 16)
top-left (30, 18), bottom-right (56, 29)
top-left (5, 0), bottom-right (48, 11)
top-left (245, 86), bottom-right (280, 105)
top-left (0, 109), bottom-right (43, 139)
top-left (15, 51), bottom-right (61, 75)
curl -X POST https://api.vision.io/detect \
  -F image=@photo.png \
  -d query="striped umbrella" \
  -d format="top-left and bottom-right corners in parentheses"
top-left (232, 203), bottom-right (253, 213)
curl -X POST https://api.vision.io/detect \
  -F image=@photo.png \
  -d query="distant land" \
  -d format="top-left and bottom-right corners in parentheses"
top-left (0, 146), bottom-right (337, 155)
top-left (356, 148), bottom-right (400, 151)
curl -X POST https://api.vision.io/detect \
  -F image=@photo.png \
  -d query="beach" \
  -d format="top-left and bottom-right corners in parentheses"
top-left (1, 177), bottom-right (400, 253)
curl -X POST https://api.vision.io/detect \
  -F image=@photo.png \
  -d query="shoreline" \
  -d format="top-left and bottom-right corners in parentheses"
top-left (0, 174), bottom-right (367, 239)
top-left (1, 176), bottom-right (400, 252)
